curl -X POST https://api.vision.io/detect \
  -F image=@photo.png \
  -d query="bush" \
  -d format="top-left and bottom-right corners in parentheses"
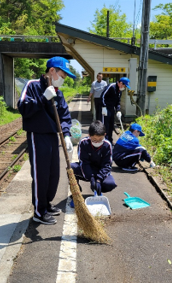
top-left (0, 96), bottom-right (6, 117)
top-left (136, 105), bottom-right (172, 166)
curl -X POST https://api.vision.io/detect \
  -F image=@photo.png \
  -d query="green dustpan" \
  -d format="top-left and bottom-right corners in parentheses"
top-left (124, 192), bottom-right (150, 209)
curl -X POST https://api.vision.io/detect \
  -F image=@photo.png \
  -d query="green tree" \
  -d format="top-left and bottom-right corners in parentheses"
top-left (150, 14), bottom-right (172, 40)
top-left (154, 3), bottom-right (172, 17)
top-left (14, 58), bottom-right (47, 79)
top-left (69, 64), bottom-right (81, 87)
top-left (0, 0), bottom-right (64, 35)
top-left (89, 5), bottom-right (132, 41)
top-left (63, 76), bottom-right (74, 88)
top-left (0, 16), bottom-right (15, 35)
top-left (0, 0), bottom-right (64, 79)
top-left (82, 75), bottom-right (91, 87)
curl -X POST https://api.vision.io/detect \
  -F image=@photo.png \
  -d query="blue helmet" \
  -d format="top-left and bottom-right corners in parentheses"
top-left (119, 77), bottom-right (130, 89)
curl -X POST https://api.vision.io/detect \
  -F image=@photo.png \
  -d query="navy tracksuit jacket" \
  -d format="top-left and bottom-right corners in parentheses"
top-left (113, 130), bottom-right (151, 168)
top-left (101, 83), bottom-right (122, 143)
top-left (71, 137), bottom-right (117, 192)
top-left (18, 75), bottom-right (72, 216)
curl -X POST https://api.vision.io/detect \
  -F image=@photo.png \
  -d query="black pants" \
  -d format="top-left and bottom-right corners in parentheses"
top-left (94, 98), bottom-right (102, 121)
top-left (71, 162), bottom-right (117, 192)
top-left (27, 132), bottom-right (60, 216)
top-left (102, 107), bottom-right (115, 144)
top-left (114, 148), bottom-right (150, 168)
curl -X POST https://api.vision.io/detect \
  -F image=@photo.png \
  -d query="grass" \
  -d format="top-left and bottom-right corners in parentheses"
top-left (0, 107), bottom-right (21, 126)
top-left (136, 105), bottom-right (172, 192)
top-left (60, 85), bottom-right (89, 102)
top-left (0, 86), bottom-right (88, 126)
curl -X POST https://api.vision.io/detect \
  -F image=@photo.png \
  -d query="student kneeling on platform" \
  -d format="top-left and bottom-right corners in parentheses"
top-left (113, 123), bottom-right (156, 172)
top-left (70, 120), bottom-right (117, 207)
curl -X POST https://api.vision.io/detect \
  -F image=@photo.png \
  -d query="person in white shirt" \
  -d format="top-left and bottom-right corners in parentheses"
top-left (87, 73), bottom-right (107, 120)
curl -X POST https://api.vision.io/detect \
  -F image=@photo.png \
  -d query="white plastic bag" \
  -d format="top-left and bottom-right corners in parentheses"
top-left (70, 119), bottom-right (82, 145)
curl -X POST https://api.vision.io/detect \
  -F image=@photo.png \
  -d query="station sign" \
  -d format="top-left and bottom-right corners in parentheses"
top-left (103, 67), bottom-right (126, 72)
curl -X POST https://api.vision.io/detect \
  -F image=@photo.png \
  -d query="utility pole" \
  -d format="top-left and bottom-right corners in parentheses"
top-left (106, 10), bottom-right (109, 38)
top-left (136, 0), bottom-right (151, 116)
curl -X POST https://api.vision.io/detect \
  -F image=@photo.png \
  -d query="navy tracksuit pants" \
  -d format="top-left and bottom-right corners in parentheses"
top-left (114, 147), bottom-right (151, 168)
top-left (102, 107), bottom-right (115, 144)
top-left (94, 97), bottom-right (102, 121)
top-left (71, 162), bottom-right (116, 192)
top-left (27, 132), bottom-right (60, 216)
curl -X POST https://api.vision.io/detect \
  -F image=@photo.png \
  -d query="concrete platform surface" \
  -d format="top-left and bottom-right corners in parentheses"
top-left (1, 96), bottom-right (172, 283)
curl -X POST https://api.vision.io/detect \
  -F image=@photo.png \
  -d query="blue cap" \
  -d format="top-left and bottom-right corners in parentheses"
top-left (119, 77), bottom-right (131, 89)
top-left (130, 123), bottom-right (145, 136)
top-left (46, 57), bottom-right (76, 79)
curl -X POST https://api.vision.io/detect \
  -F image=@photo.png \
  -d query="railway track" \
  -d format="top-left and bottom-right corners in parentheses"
top-left (0, 123), bottom-right (28, 191)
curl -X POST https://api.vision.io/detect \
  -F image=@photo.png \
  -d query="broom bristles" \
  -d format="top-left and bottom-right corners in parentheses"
top-left (67, 168), bottom-right (110, 244)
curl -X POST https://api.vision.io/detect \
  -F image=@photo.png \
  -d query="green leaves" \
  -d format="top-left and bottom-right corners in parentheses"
top-left (0, 0), bottom-right (64, 35)
top-left (150, 3), bottom-right (172, 40)
top-left (88, 5), bottom-right (132, 40)
top-left (136, 105), bottom-right (172, 166)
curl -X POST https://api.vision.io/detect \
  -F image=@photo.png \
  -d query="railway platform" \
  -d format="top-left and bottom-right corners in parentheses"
top-left (1, 95), bottom-right (172, 283)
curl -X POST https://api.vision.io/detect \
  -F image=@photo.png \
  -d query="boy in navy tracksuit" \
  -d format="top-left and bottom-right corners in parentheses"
top-left (18, 56), bottom-right (76, 225)
top-left (71, 120), bottom-right (117, 204)
top-left (101, 77), bottom-right (130, 144)
top-left (113, 123), bottom-right (156, 172)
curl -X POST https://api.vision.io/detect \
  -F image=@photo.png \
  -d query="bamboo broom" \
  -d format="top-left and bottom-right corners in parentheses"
top-left (46, 76), bottom-right (110, 243)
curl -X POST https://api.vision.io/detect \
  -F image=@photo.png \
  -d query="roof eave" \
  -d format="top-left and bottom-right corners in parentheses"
top-left (55, 23), bottom-right (172, 66)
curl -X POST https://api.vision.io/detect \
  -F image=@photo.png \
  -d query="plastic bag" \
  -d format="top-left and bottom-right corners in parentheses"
top-left (70, 119), bottom-right (82, 145)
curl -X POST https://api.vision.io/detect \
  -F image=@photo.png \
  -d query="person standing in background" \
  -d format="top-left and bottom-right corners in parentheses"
top-left (101, 77), bottom-right (130, 144)
top-left (87, 73), bottom-right (107, 120)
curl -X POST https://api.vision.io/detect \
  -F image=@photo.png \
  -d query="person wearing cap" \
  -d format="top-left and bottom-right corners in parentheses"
top-left (70, 120), bottom-right (117, 207)
top-left (18, 56), bottom-right (76, 225)
top-left (113, 123), bottom-right (156, 172)
top-left (87, 73), bottom-right (107, 120)
top-left (101, 77), bottom-right (130, 144)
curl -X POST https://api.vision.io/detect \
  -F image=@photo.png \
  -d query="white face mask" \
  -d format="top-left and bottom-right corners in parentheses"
top-left (119, 87), bottom-right (125, 91)
top-left (91, 138), bottom-right (104, 148)
top-left (52, 75), bottom-right (64, 87)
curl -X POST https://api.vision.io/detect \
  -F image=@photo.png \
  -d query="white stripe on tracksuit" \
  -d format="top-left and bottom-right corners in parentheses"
top-left (122, 152), bottom-right (141, 160)
top-left (121, 152), bottom-right (141, 166)
top-left (20, 79), bottom-right (40, 102)
top-left (102, 83), bottom-right (116, 106)
top-left (31, 132), bottom-right (40, 216)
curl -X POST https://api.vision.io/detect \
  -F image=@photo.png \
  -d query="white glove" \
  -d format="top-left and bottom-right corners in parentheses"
top-left (150, 161), bottom-right (156, 168)
top-left (64, 136), bottom-right (73, 152)
top-left (102, 107), bottom-right (107, 116)
top-left (116, 111), bottom-right (122, 120)
top-left (43, 86), bottom-right (57, 100)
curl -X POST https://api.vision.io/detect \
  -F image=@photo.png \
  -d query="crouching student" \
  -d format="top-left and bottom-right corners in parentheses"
top-left (113, 123), bottom-right (156, 172)
top-left (70, 120), bottom-right (117, 206)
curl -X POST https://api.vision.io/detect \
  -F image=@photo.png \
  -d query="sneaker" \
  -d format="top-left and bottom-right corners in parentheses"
top-left (122, 166), bottom-right (138, 172)
top-left (33, 213), bottom-right (57, 225)
top-left (47, 205), bottom-right (62, 216)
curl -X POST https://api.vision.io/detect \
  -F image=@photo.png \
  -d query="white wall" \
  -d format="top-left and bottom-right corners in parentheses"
top-left (74, 39), bottom-right (172, 117)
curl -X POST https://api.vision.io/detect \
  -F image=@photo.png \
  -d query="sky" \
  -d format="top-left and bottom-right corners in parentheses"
top-left (59, 0), bottom-right (169, 75)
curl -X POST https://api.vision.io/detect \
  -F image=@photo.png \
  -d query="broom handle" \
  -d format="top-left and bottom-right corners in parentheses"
top-left (46, 76), bottom-right (71, 169)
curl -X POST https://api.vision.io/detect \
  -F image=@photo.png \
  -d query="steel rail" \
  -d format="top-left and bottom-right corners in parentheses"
top-left (0, 146), bottom-right (27, 182)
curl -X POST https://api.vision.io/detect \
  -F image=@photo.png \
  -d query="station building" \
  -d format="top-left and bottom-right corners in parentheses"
top-left (56, 23), bottom-right (172, 121)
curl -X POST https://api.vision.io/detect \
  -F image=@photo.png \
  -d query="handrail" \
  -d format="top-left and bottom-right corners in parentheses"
top-left (0, 35), bottom-right (60, 42)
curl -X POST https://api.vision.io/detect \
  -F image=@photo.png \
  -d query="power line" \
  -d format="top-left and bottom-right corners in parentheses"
top-left (135, 0), bottom-right (143, 30)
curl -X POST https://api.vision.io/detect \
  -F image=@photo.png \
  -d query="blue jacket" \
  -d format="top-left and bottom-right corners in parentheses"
top-left (78, 137), bottom-right (113, 181)
top-left (17, 75), bottom-right (71, 136)
top-left (113, 130), bottom-right (151, 162)
top-left (101, 82), bottom-right (122, 111)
